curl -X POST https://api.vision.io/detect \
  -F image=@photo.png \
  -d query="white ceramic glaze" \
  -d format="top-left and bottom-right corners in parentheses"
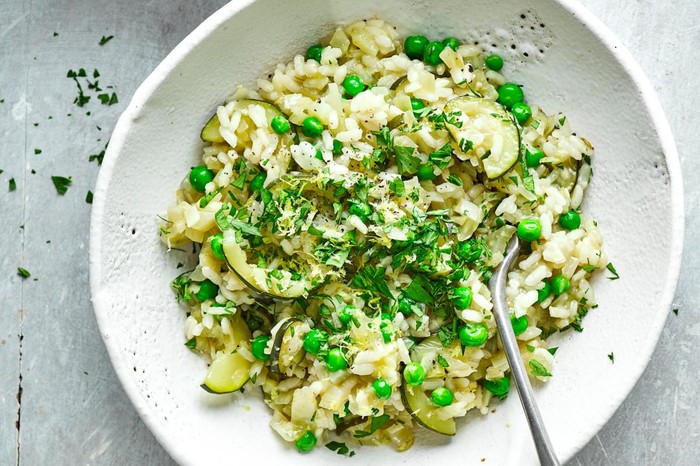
top-left (89, 1), bottom-right (684, 464)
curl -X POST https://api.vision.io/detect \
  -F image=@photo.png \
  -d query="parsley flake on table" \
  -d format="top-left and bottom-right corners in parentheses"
top-left (51, 176), bottom-right (72, 195)
top-left (99, 35), bottom-right (114, 46)
top-left (17, 267), bottom-right (31, 278)
top-left (34, 148), bottom-right (41, 154)
top-left (86, 190), bottom-right (94, 204)
top-left (605, 262), bottom-right (620, 280)
top-left (9, 178), bottom-right (16, 191)
top-left (607, 352), bottom-right (615, 363)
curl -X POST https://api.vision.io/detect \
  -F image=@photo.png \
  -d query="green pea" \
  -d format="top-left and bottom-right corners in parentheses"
top-left (250, 172), bottom-right (266, 192)
top-left (306, 44), bottom-right (323, 63)
top-left (410, 98), bottom-right (425, 117)
top-left (188, 166), bottom-right (215, 193)
top-left (497, 83), bottom-right (524, 109)
top-left (349, 201), bottom-right (371, 221)
top-left (559, 210), bottom-right (581, 230)
top-left (525, 147), bottom-right (544, 168)
top-left (251, 335), bottom-right (271, 361)
top-left (459, 322), bottom-right (489, 347)
top-left (510, 314), bottom-right (528, 336)
top-left (195, 279), bottom-right (218, 301)
top-left (404, 35), bottom-right (429, 60)
top-left (456, 238), bottom-right (482, 262)
top-left (301, 116), bottom-right (323, 137)
top-left (295, 431), bottom-right (317, 452)
top-left (332, 139), bottom-right (343, 155)
top-left (423, 41), bottom-right (446, 66)
top-left (270, 114), bottom-right (290, 134)
top-left (326, 347), bottom-right (347, 372)
top-left (373, 378), bottom-right (392, 400)
top-left (551, 275), bottom-right (570, 296)
top-left (417, 163), bottom-right (437, 181)
top-left (452, 286), bottom-right (473, 309)
top-left (403, 362), bottom-right (426, 386)
top-left (483, 377), bottom-right (510, 397)
top-left (431, 386), bottom-right (454, 406)
top-left (442, 37), bottom-right (460, 51)
top-left (511, 102), bottom-right (532, 125)
top-left (302, 328), bottom-right (327, 355)
top-left (485, 54), bottom-right (504, 71)
top-left (338, 305), bottom-right (355, 325)
top-left (537, 281), bottom-right (551, 303)
top-left (209, 233), bottom-right (225, 260)
top-left (342, 74), bottom-right (365, 97)
top-left (517, 218), bottom-right (541, 242)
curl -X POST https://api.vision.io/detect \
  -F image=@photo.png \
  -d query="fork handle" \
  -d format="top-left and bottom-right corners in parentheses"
top-left (489, 235), bottom-right (561, 466)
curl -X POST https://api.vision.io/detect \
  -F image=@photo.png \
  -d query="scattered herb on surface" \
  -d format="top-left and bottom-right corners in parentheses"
top-left (605, 262), bottom-right (619, 280)
top-left (17, 267), bottom-right (31, 278)
top-left (86, 190), bottom-right (94, 204)
top-left (607, 352), bottom-right (615, 363)
top-left (528, 360), bottom-right (552, 377)
top-left (9, 178), bottom-right (16, 191)
top-left (99, 35), bottom-right (114, 46)
top-left (51, 176), bottom-right (72, 195)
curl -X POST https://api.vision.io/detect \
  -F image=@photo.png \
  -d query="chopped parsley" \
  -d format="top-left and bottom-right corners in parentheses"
top-left (582, 264), bottom-right (597, 273)
top-left (17, 267), bottom-right (31, 278)
top-left (605, 262), bottom-right (619, 280)
top-left (447, 174), bottom-right (463, 186)
top-left (672, 307), bottom-right (679, 316)
top-left (171, 271), bottom-right (193, 303)
top-left (389, 177), bottom-right (405, 196)
top-left (350, 265), bottom-right (393, 299)
top-left (86, 190), bottom-right (94, 204)
top-left (547, 347), bottom-right (559, 355)
top-left (51, 176), bottom-right (72, 195)
top-left (34, 148), bottom-right (42, 154)
top-left (428, 142), bottom-right (453, 170)
top-left (607, 352), bottom-right (615, 363)
top-left (9, 178), bottom-right (16, 192)
top-left (184, 338), bottom-right (197, 349)
top-left (99, 35), bottom-right (114, 46)
top-left (437, 354), bottom-right (449, 367)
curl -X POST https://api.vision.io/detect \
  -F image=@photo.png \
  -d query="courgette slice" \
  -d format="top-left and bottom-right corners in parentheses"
top-left (201, 351), bottom-right (252, 394)
top-left (221, 234), bottom-right (314, 300)
top-left (270, 318), bottom-right (305, 374)
top-left (201, 314), bottom-right (253, 394)
top-left (444, 96), bottom-right (520, 180)
top-left (200, 99), bottom-right (285, 143)
top-left (400, 382), bottom-right (456, 436)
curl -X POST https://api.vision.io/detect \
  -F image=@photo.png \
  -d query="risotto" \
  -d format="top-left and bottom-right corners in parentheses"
top-left (159, 19), bottom-right (607, 453)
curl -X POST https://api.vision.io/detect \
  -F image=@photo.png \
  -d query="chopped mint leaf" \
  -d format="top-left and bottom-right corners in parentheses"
top-left (34, 148), bottom-right (41, 154)
top-left (582, 264), bottom-right (597, 273)
top-left (51, 176), bottom-right (72, 195)
top-left (605, 262), bottom-right (619, 280)
top-left (607, 352), bottom-right (614, 363)
top-left (99, 35), bottom-right (114, 46)
top-left (547, 347), bottom-right (559, 355)
top-left (86, 190), bottom-right (94, 204)
top-left (17, 267), bottom-right (31, 278)
top-left (447, 174), bottom-right (463, 186)
top-left (528, 359), bottom-right (552, 377)
top-left (526, 344), bottom-right (536, 353)
top-left (437, 354), bottom-right (449, 368)
top-left (325, 441), bottom-right (353, 456)
top-left (672, 307), bottom-right (679, 316)
top-left (185, 338), bottom-right (197, 349)
top-left (394, 145), bottom-right (420, 175)
top-left (9, 178), bottom-right (16, 191)
top-left (389, 177), bottom-right (405, 196)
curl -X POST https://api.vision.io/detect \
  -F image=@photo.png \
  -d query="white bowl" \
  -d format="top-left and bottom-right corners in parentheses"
top-left (89, 0), bottom-right (684, 464)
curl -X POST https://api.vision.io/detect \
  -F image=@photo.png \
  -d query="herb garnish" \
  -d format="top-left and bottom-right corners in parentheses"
top-left (99, 35), bottom-right (114, 46)
top-left (51, 176), bottom-right (72, 195)
top-left (17, 267), bottom-right (31, 278)
top-left (605, 262), bottom-right (619, 280)
top-left (528, 360), bottom-right (552, 377)
top-left (9, 178), bottom-right (16, 191)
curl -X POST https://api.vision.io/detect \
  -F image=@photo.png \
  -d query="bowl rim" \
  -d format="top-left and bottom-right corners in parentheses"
top-left (89, 0), bottom-right (685, 464)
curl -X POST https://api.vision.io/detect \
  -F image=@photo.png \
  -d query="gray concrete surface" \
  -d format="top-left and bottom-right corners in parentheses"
top-left (0, 0), bottom-right (697, 464)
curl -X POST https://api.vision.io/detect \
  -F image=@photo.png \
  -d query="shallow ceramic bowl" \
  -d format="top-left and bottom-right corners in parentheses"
top-left (89, 0), bottom-right (683, 464)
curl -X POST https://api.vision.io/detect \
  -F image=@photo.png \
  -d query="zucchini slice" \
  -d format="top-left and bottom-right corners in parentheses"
top-left (221, 234), bottom-right (314, 300)
top-left (200, 99), bottom-right (284, 143)
top-left (201, 351), bottom-right (252, 394)
top-left (201, 314), bottom-right (253, 394)
top-left (444, 96), bottom-right (520, 180)
top-left (400, 382), bottom-right (456, 436)
top-left (270, 318), bottom-right (305, 374)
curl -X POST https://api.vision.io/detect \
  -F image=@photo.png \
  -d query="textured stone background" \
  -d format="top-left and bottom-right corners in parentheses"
top-left (0, 0), bottom-right (697, 464)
